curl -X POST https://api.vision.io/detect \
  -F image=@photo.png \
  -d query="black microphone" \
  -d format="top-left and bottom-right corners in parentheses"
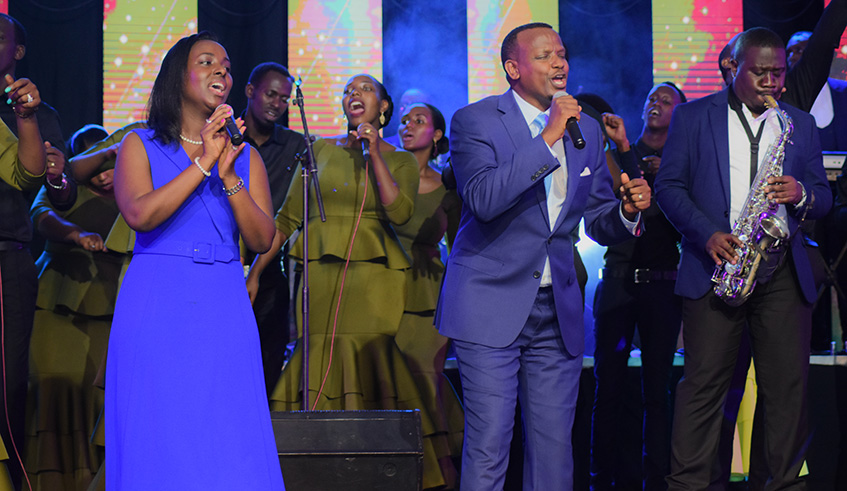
top-left (224, 117), bottom-right (244, 146)
top-left (553, 91), bottom-right (586, 150)
top-left (361, 138), bottom-right (370, 160)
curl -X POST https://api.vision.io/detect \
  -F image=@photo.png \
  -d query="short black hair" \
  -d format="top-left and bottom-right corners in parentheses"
top-left (500, 22), bottom-right (558, 71)
top-left (658, 81), bottom-right (687, 103)
top-left (0, 14), bottom-right (26, 47)
top-left (718, 42), bottom-right (733, 81)
top-left (733, 27), bottom-right (784, 64)
top-left (147, 31), bottom-right (219, 146)
top-left (574, 93), bottom-right (614, 115)
top-left (248, 62), bottom-right (293, 87)
top-left (68, 124), bottom-right (108, 158)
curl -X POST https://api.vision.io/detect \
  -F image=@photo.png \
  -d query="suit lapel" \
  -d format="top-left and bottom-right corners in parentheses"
top-left (498, 91), bottom-right (552, 228)
top-left (709, 89), bottom-right (732, 212)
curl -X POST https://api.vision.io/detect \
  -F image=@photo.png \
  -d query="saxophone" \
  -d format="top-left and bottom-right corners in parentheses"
top-left (712, 95), bottom-right (792, 307)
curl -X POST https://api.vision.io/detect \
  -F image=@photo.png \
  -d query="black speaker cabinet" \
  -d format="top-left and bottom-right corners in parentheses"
top-left (272, 410), bottom-right (423, 491)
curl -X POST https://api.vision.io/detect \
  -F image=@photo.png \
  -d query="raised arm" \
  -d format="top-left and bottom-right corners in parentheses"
top-left (449, 105), bottom-right (559, 223)
top-left (69, 122), bottom-right (146, 183)
top-left (783, 0), bottom-right (847, 111)
top-left (7, 76), bottom-right (45, 179)
top-left (114, 132), bottom-right (207, 232)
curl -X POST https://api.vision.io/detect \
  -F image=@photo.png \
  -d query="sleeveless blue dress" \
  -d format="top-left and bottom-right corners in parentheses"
top-left (106, 129), bottom-right (284, 490)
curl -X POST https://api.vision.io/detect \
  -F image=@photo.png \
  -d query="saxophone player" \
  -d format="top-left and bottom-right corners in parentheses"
top-left (655, 27), bottom-right (832, 490)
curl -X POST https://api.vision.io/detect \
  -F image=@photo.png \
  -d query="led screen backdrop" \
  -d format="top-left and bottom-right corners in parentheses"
top-left (652, 0), bottom-right (743, 99)
top-left (467, 0), bottom-right (559, 104)
top-left (103, 0), bottom-right (198, 132)
top-left (287, 0), bottom-right (382, 136)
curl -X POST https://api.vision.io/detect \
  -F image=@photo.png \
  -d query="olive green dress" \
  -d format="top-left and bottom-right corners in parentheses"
top-left (393, 183), bottom-right (465, 473)
top-left (269, 138), bottom-right (447, 488)
top-left (25, 185), bottom-right (121, 491)
top-left (0, 435), bottom-right (12, 491)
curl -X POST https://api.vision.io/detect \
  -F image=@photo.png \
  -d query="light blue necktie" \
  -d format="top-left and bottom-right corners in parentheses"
top-left (530, 113), bottom-right (566, 208)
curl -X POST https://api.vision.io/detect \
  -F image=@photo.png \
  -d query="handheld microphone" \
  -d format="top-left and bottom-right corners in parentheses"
top-left (361, 138), bottom-right (370, 160)
top-left (224, 117), bottom-right (244, 146)
top-left (553, 91), bottom-right (586, 150)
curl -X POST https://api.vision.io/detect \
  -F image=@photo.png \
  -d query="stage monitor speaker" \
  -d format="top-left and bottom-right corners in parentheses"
top-left (272, 410), bottom-right (423, 491)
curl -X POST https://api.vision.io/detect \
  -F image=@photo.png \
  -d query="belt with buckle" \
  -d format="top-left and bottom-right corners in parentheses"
top-left (0, 241), bottom-right (25, 252)
top-left (134, 241), bottom-right (240, 264)
top-left (601, 267), bottom-right (677, 284)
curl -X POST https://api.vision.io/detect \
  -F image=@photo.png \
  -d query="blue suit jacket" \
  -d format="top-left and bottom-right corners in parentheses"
top-left (436, 91), bottom-right (635, 355)
top-left (654, 88), bottom-right (832, 303)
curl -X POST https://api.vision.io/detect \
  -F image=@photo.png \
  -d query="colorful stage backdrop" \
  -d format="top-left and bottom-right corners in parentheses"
top-left (103, 0), bottom-right (197, 132)
top-left (99, 0), bottom-right (838, 131)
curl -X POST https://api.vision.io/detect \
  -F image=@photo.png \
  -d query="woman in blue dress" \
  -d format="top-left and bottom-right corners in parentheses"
top-left (106, 32), bottom-right (282, 489)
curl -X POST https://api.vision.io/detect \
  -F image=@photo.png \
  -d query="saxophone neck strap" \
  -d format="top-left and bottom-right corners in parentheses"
top-left (728, 88), bottom-right (766, 185)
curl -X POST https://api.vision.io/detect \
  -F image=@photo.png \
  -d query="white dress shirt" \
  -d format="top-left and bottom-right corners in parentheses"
top-left (727, 103), bottom-right (788, 227)
top-left (511, 90), bottom-right (639, 287)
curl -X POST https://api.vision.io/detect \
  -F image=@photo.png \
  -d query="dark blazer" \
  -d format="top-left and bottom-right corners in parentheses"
top-left (436, 90), bottom-right (634, 355)
top-left (817, 77), bottom-right (847, 151)
top-left (654, 87), bottom-right (832, 303)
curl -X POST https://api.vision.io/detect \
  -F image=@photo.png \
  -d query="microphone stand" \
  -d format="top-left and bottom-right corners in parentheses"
top-left (292, 77), bottom-right (326, 411)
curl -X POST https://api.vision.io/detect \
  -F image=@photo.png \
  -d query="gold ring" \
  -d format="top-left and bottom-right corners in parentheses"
top-left (26, 94), bottom-right (33, 103)
top-left (48, 161), bottom-right (55, 167)
top-left (364, 129), bottom-right (372, 134)
top-left (638, 193), bottom-right (643, 201)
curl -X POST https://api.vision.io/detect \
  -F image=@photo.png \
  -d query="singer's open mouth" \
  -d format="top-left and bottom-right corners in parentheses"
top-left (209, 82), bottom-right (226, 96)
top-left (348, 100), bottom-right (365, 117)
top-left (551, 74), bottom-right (566, 89)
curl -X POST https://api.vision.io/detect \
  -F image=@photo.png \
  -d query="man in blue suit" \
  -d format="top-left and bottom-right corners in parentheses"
top-left (436, 22), bottom-right (650, 490)
top-left (655, 27), bottom-right (832, 490)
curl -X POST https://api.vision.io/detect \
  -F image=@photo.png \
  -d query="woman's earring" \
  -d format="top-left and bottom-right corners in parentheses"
top-left (379, 112), bottom-right (386, 126)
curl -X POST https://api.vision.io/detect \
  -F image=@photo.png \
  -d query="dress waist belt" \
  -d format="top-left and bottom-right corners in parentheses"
top-left (134, 241), bottom-right (240, 264)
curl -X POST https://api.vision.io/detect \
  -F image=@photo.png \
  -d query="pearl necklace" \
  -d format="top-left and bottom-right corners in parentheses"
top-left (179, 134), bottom-right (202, 145)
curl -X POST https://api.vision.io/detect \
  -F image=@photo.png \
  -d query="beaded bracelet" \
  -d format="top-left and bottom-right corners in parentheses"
top-left (224, 176), bottom-right (244, 196)
top-left (46, 173), bottom-right (67, 190)
top-left (193, 157), bottom-right (211, 177)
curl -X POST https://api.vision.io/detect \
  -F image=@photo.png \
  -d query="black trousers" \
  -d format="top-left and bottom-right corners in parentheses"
top-left (0, 248), bottom-right (37, 490)
top-left (667, 262), bottom-right (810, 491)
top-left (591, 278), bottom-right (682, 491)
top-left (252, 252), bottom-right (290, 396)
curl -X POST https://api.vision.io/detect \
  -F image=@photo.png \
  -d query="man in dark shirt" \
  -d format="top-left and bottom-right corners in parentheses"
top-left (242, 62), bottom-right (307, 395)
top-left (0, 13), bottom-right (74, 489)
top-left (590, 82), bottom-right (686, 491)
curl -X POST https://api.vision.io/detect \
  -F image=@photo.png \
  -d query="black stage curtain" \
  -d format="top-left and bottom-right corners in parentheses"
top-left (198, 0), bottom-right (289, 126)
top-left (744, 0), bottom-right (825, 43)
top-left (10, 0), bottom-right (103, 145)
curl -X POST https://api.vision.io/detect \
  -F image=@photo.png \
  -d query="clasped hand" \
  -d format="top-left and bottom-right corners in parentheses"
top-left (198, 104), bottom-right (246, 180)
top-left (619, 172), bottom-right (651, 220)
